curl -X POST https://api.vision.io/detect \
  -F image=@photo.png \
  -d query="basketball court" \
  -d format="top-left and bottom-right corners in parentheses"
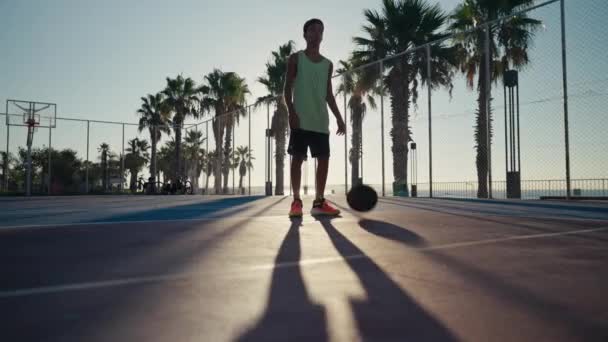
top-left (1, 195), bottom-right (607, 341)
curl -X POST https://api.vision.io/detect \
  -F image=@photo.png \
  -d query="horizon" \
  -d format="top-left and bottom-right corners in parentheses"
top-left (1, 0), bottom-right (606, 194)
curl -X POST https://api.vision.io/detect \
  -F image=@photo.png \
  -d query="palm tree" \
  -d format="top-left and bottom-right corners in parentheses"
top-left (227, 147), bottom-right (240, 194)
top-left (200, 69), bottom-right (250, 194)
top-left (256, 41), bottom-right (295, 195)
top-left (125, 138), bottom-right (150, 191)
top-left (449, 0), bottom-right (541, 197)
top-left (234, 146), bottom-right (254, 194)
top-left (1, 151), bottom-right (15, 191)
top-left (183, 129), bottom-right (206, 191)
top-left (353, 0), bottom-right (457, 195)
top-left (203, 149), bottom-right (218, 194)
top-left (162, 75), bottom-right (201, 182)
top-left (98, 143), bottom-right (111, 191)
top-left (157, 139), bottom-right (176, 184)
top-left (137, 92), bottom-right (172, 186)
top-left (336, 59), bottom-right (379, 188)
top-left (197, 148), bottom-right (208, 193)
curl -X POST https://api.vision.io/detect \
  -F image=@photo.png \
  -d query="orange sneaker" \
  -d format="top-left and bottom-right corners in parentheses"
top-left (311, 198), bottom-right (341, 216)
top-left (289, 199), bottom-right (303, 217)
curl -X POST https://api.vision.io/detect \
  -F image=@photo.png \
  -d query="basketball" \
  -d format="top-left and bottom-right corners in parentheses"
top-left (347, 184), bottom-right (378, 212)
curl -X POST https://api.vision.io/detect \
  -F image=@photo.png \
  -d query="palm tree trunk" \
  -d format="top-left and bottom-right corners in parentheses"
top-left (205, 172), bottom-right (210, 194)
top-left (130, 170), bottom-right (137, 192)
top-left (2, 156), bottom-right (7, 192)
top-left (476, 66), bottom-right (490, 198)
top-left (150, 136), bottom-right (157, 185)
top-left (274, 134), bottom-right (286, 195)
top-left (194, 169), bottom-right (201, 192)
top-left (389, 68), bottom-right (410, 196)
top-left (350, 108), bottom-right (362, 187)
top-left (175, 125), bottom-right (183, 181)
top-left (223, 121), bottom-right (233, 194)
top-left (213, 118), bottom-right (223, 194)
top-left (274, 100), bottom-right (288, 195)
top-left (102, 155), bottom-right (107, 191)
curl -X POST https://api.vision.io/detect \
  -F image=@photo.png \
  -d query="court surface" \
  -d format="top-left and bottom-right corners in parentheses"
top-left (1, 195), bottom-right (607, 341)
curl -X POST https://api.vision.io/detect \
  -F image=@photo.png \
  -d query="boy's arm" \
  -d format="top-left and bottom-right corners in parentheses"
top-left (284, 53), bottom-right (299, 130)
top-left (326, 62), bottom-right (346, 136)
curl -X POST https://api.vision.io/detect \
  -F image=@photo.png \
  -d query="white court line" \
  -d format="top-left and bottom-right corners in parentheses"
top-left (1, 226), bottom-right (606, 299)
top-left (417, 226), bottom-right (608, 251)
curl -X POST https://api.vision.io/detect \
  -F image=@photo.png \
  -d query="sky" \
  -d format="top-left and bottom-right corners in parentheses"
top-left (1, 0), bottom-right (606, 192)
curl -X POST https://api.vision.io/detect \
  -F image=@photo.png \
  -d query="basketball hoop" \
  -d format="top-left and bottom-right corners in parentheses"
top-left (6, 99), bottom-right (57, 197)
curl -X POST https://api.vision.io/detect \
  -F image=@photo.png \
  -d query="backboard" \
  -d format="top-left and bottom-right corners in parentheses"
top-left (6, 99), bottom-right (57, 128)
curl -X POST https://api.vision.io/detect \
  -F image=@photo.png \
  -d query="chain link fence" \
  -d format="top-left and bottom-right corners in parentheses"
top-left (2, 0), bottom-right (606, 199)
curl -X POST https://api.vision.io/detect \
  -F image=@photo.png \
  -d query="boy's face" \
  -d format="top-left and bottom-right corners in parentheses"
top-left (304, 23), bottom-right (324, 46)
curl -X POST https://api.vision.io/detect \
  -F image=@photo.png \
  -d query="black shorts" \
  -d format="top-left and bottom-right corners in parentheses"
top-left (287, 129), bottom-right (330, 160)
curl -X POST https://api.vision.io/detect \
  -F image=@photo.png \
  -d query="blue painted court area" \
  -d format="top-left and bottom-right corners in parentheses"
top-left (1, 195), bottom-right (607, 341)
top-left (0, 195), bottom-right (273, 227)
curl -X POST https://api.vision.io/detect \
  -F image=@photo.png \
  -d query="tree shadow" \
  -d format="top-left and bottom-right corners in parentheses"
top-left (0, 197), bottom-right (291, 341)
top-left (377, 198), bottom-right (608, 243)
top-left (83, 196), bottom-right (266, 223)
top-left (352, 214), bottom-right (608, 340)
top-left (426, 197), bottom-right (608, 214)
top-left (316, 216), bottom-right (458, 342)
top-left (423, 249), bottom-right (608, 340)
top-left (236, 217), bottom-right (328, 342)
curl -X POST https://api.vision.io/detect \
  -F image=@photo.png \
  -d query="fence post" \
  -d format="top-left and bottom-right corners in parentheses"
top-left (379, 60), bottom-right (385, 197)
top-left (48, 125), bottom-right (52, 195)
top-left (560, 0), bottom-right (572, 200)
top-left (206, 121), bottom-right (210, 195)
top-left (248, 107), bottom-right (251, 196)
top-left (232, 117), bottom-right (235, 195)
top-left (121, 123), bottom-right (125, 191)
top-left (85, 120), bottom-right (90, 194)
top-left (484, 25), bottom-right (493, 199)
top-left (426, 45), bottom-right (433, 198)
top-left (344, 92), bottom-right (348, 194)
top-left (4, 125), bottom-right (9, 191)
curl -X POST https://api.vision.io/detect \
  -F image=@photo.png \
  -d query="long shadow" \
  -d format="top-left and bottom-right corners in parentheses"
top-left (379, 197), bottom-right (608, 220)
top-left (317, 217), bottom-right (458, 341)
top-left (430, 196), bottom-right (608, 214)
top-left (377, 198), bottom-right (608, 243)
top-left (1, 196), bottom-right (291, 341)
top-left (354, 217), bottom-right (608, 340)
top-left (84, 196), bottom-right (265, 223)
top-left (1, 196), bottom-right (287, 290)
top-left (236, 218), bottom-right (328, 342)
top-left (424, 250), bottom-right (608, 340)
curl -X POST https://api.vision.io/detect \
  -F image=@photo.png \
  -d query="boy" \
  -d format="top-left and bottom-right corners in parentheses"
top-left (284, 18), bottom-right (346, 217)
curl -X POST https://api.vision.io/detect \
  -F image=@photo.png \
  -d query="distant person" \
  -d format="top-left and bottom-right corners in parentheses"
top-left (284, 18), bottom-right (346, 218)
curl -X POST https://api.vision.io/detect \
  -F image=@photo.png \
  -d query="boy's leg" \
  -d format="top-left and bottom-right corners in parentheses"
top-left (291, 156), bottom-right (304, 200)
top-left (309, 131), bottom-right (340, 215)
top-left (309, 131), bottom-right (330, 200)
top-left (287, 129), bottom-right (308, 217)
top-left (315, 157), bottom-right (329, 200)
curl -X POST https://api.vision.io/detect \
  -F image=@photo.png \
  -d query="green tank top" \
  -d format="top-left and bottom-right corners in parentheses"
top-left (294, 51), bottom-right (330, 134)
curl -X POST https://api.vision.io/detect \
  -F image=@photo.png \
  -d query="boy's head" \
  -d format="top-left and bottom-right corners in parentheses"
top-left (303, 18), bottom-right (324, 47)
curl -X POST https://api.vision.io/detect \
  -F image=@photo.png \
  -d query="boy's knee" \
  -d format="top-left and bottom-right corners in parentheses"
top-left (291, 156), bottom-right (305, 166)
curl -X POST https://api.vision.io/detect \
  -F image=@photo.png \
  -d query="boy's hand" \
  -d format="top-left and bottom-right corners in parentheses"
top-left (289, 112), bottom-right (300, 130)
top-left (336, 117), bottom-right (346, 136)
